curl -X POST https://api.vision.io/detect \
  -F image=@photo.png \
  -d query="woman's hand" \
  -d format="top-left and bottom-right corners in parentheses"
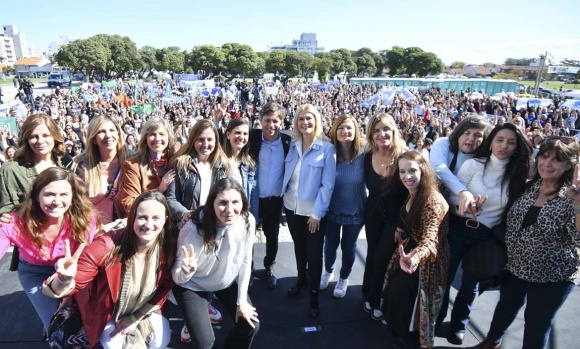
top-left (307, 217), bottom-right (320, 233)
top-left (54, 239), bottom-right (85, 284)
top-left (398, 244), bottom-right (418, 274)
top-left (567, 164), bottom-right (580, 207)
top-left (0, 213), bottom-right (12, 227)
top-left (158, 169), bottom-right (176, 193)
top-left (109, 313), bottom-right (140, 338)
top-left (235, 303), bottom-right (259, 329)
top-left (458, 190), bottom-right (487, 218)
top-left (180, 244), bottom-right (197, 274)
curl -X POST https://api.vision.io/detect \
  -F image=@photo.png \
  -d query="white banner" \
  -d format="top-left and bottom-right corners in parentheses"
top-left (548, 66), bottom-right (580, 74)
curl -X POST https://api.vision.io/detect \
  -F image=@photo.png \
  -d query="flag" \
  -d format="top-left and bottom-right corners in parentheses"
top-left (164, 80), bottom-right (172, 98)
top-left (134, 78), bottom-right (139, 101)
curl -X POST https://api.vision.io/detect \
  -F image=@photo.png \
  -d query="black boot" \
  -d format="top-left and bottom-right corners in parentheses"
top-left (266, 267), bottom-right (277, 289)
top-left (309, 290), bottom-right (320, 318)
top-left (287, 277), bottom-right (308, 296)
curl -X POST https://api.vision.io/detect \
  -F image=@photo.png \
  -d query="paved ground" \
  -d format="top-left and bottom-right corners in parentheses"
top-left (0, 224), bottom-right (578, 349)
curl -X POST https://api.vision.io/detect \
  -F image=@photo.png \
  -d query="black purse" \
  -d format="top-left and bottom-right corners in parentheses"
top-left (462, 224), bottom-right (507, 291)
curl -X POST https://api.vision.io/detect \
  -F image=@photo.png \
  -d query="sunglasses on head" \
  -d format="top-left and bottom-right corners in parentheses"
top-left (545, 136), bottom-right (577, 145)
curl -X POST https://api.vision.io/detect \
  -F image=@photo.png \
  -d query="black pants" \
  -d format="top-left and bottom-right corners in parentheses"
top-left (285, 209), bottom-right (326, 292)
top-left (362, 210), bottom-right (397, 310)
top-left (173, 283), bottom-right (259, 349)
top-left (259, 196), bottom-right (283, 268)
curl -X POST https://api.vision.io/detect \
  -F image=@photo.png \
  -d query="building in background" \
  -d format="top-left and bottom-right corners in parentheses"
top-left (269, 33), bottom-right (324, 56)
top-left (3, 25), bottom-right (30, 59)
top-left (48, 35), bottom-right (73, 56)
top-left (0, 34), bottom-right (16, 64)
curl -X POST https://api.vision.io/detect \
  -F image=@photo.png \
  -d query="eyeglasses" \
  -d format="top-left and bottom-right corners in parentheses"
top-left (545, 136), bottom-right (577, 145)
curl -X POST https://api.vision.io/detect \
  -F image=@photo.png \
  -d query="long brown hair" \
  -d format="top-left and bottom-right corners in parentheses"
top-left (193, 178), bottom-right (250, 256)
top-left (106, 191), bottom-right (175, 267)
top-left (19, 167), bottom-right (99, 258)
top-left (14, 114), bottom-right (65, 165)
top-left (330, 114), bottom-right (362, 163)
top-left (387, 151), bottom-right (440, 232)
top-left (222, 117), bottom-right (255, 169)
top-left (137, 118), bottom-right (176, 168)
top-left (365, 113), bottom-right (404, 177)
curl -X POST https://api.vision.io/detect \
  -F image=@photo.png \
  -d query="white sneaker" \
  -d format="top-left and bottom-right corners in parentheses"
top-left (319, 270), bottom-right (334, 290)
top-left (208, 303), bottom-right (222, 324)
top-left (333, 278), bottom-right (348, 298)
top-left (372, 309), bottom-right (384, 321)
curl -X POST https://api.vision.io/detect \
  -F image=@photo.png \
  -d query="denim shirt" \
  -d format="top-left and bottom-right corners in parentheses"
top-left (282, 137), bottom-right (336, 219)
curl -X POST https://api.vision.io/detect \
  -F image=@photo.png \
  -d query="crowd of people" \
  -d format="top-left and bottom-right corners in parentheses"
top-left (0, 76), bottom-right (578, 349)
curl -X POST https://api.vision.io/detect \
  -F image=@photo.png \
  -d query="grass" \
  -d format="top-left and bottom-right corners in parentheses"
top-left (520, 80), bottom-right (580, 91)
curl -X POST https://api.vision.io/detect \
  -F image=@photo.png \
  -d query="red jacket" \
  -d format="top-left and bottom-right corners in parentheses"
top-left (71, 231), bottom-right (175, 348)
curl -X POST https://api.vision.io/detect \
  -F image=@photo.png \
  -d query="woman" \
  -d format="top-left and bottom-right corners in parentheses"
top-left (71, 141), bottom-right (83, 157)
top-left (0, 113), bottom-right (66, 214)
top-left (444, 123), bottom-right (532, 345)
top-left (361, 113), bottom-right (405, 321)
top-left (165, 118), bottom-right (229, 332)
top-left (475, 137), bottom-right (580, 349)
top-left (0, 128), bottom-right (17, 163)
top-left (0, 167), bottom-right (99, 334)
top-left (44, 191), bottom-right (175, 349)
top-left (172, 178), bottom-right (259, 349)
top-left (222, 117), bottom-right (256, 204)
top-left (71, 114), bottom-right (129, 223)
top-left (282, 104), bottom-right (336, 318)
top-left (382, 151), bottom-right (450, 349)
top-left (320, 114), bottom-right (366, 299)
top-left (414, 137), bottom-right (430, 159)
top-left (2, 145), bottom-right (16, 163)
top-left (121, 118), bottom-right (177, 217)
top-left (429, 115), bottom-right (492, 327)
top-left (166, 118), bottom-right (229, 229)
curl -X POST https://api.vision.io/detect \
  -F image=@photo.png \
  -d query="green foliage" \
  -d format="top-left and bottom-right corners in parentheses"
top-left (504, 58), bottom-right (536, 66)
top-left (221, 42), bottom-right (257, 75)
top-left (385, 46), bottom-right (406, 75)
top-left (329, 48), bottom-right (357, 74)
top-left (356, 54), bottom-right (376, 75)
top-left (188, 45), bottom-right (226, 76)
top-left (139, 46), bottom-right (158, 73)
top-left (314, 56), bottom-right (333, 81)
top-left (266, 50), bottom-right (287, 74)
top-left (450, 61), bottom-right (465, 69)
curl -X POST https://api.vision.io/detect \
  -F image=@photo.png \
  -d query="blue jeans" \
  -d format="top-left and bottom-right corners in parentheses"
top-left (487, 272), bottom-right (575, 349)
top-left (323, 220), bottom-right (364, 280)
top-left (437, 214), bottom-right (492, 333)
top-left (18, 259), bottom-right (61, 334)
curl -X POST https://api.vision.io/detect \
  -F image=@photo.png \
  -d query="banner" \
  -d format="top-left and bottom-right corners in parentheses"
top-left (131, 106), bottom-right (143, 114)
top-left (548, 66), bottom-right (580, 74)
top-left (143, 102), bottom-right (155, 115)
top-left (0, 117), bottom-right (18, 136)
top-left (101, 81), bottom-right (117, 88)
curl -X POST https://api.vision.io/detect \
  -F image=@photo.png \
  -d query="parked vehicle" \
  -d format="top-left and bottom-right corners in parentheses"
top-left (47, 72), bottom-right (72, 87)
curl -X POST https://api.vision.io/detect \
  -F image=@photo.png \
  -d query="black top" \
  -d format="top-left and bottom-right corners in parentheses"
top-left (522, 205), bottom-right (541, 230)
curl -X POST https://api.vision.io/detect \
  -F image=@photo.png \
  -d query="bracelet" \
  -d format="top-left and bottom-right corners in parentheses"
top-left (130, 314), bottom-right (139, 325)
top-left (574, 207), bottom-right (580, 214)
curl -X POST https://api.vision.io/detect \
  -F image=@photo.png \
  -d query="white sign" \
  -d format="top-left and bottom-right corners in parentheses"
top-left (548, 66), bottom-right (580, 74)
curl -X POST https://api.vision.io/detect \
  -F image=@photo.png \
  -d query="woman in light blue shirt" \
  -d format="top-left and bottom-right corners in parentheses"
top-left (282, 104), bottom-right (336, 318)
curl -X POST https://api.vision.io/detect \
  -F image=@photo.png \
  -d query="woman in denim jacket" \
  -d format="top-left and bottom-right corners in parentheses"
top-left (282, 104), bottom-right (336, 318)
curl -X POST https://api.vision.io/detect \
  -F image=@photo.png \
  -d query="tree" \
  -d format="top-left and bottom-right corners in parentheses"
top-left (266, 50), bottom-right (287, 74)
top-left (504, 58), bottom-right (536, 66)
top-left (188, 45), bottom-right (226, 76)
top-left (450, 61), bottom-right (465, 69)
top-left (313, 56), bottom-right (333, 82)
top-left (160, 51), bottom-right (185, 73)
top-left (284, 51), bottom-right (301, 77)
top-left (385, 46), bottom-right (406, 75)
top-left (354, 47), bottom-right (374, 58)
top-left (92, 34), bottom-right (141, 78)
top-left (139, 46), bottom-right (158, 74)
top-left (249, 56), bottom-right (266, 77)
top-left (329, 48), bottom-right (356, 74)
top-left (406, 51), bottom-right (443, 77)
top-left (483, 62), bottom-right (495, 68)
top-left (356, 54), bottom-right (376, 75)
top-left (221, 42), bottom-right (257, 75)
top-left (54, 37), bottom-right (111, 76)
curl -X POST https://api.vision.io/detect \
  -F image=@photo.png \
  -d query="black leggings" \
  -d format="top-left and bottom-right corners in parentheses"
top-left (173, 283), bottom-right (259, 349)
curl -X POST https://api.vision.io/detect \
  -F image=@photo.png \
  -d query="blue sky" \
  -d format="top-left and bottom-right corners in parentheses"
top-left (3, 0), bottom-right (580, 65)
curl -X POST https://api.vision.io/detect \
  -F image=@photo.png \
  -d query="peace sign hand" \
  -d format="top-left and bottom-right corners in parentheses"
top-left (398, 244), bottom-right (418, 275)
top-left (567, 164), bottom-right (580, 206)
top-left (180, 244), bottom-right (197, 274)
top-left (55, 239), bottom-right (85, 284)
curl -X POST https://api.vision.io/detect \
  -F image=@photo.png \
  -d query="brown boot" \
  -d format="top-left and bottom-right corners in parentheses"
top-left (473, 338), bottom-right (501, 349)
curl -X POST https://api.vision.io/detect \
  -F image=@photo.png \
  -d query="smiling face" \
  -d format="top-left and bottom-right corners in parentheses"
top-left (38, 180), bottom-right (72, 220)
top-left (94, 120), bottom-right (119, 151)
top-left (372, 121), bottom-right (393, 148)
top-left (398, 158), bottom-right (421, 194)
top-left (214, 188), bottom-right (243, 227)
top-left (133, 199), bottom-right (167, 250)
top-left (337, 119), bottom-right (355, 143)
top-left (537, 150), bottom-right (572, 183)
top-left (491, 129), bottom-right (517, 160)
top-left (28, 123), bottom-right (55, 158)
top-left (458, 127), bottom-right (485, 154)
top-left (195, 128), bottom-right (216, 161)
top-left (261, 113), bottom-right (281, 142)
top-left (297, 112), bottom-right (316, 137)
top-left (146, 126), bottom-right (169, 154)
top-left (227, 124), bottom-right (249, 153)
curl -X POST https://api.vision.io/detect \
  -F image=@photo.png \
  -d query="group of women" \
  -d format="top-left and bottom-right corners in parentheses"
top-left (0, 106), bottom-right (578, 349)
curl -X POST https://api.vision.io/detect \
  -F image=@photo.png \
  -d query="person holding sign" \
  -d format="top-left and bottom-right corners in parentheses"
top-left (172, 178), bottom-right (259, 349)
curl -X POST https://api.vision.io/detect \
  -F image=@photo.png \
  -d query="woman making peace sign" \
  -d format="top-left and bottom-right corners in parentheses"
top-left (172, 178), bottom-right (259, 349)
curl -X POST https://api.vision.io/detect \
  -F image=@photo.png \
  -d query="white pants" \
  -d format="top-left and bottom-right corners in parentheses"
top-left (100, 312), bottom-right (170, 349)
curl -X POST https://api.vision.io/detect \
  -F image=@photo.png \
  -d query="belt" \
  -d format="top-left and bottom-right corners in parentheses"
top-left (260, 196), bottom-right (281, 201)
top-left (450, 214), bottom-right (492, 232)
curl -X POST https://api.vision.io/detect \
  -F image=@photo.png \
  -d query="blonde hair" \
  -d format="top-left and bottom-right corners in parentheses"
top-left (330, 114), bottom-right (362, 163)
top-left (293, 104), bottom-right (327, 141)
top-left (74, 114), bottom-right (126, 197)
